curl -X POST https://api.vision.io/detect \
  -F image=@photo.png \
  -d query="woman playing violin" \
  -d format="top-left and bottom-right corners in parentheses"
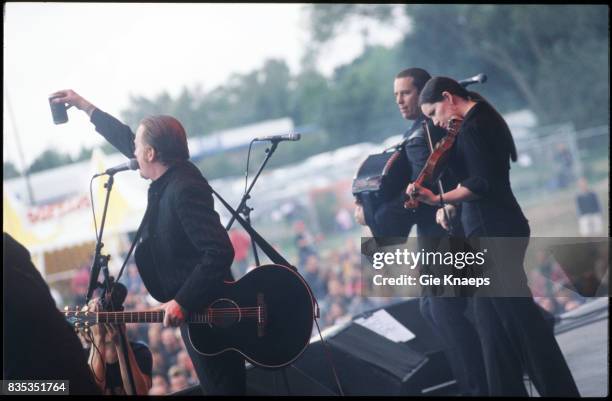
top-left (407, 76), bottom-right (580, 397)
top-left (407, 77), bottom-right (525, 238)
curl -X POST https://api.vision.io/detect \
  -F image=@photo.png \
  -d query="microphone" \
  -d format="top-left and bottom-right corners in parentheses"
top-left (109, 282), bottom-right (128, 311)
top-left (254, 133), bottom-right (301, 142)
top-left (94, 158), bottom-right (139, 177)
top-left (459, 73), bottom-right (487, 88)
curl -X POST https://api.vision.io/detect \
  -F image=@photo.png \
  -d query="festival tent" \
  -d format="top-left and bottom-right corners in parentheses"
top-left (3, 148), bottom-right (147, 280)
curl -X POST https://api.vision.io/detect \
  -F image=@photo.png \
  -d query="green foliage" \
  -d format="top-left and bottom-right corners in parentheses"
top-left (322, 46), bottom-right (405, 147)
top-left (27, 149), bottom-right (74, 174)
top-left (120, 60), bottom-right (293, 138)
top-left (3, 161), bottom-right (20, 179)
top-left (308, 4), bottom-right (608, 129)
top-left (289, 69), bottom-right (330, 126)
top-left (25, 5), bottom-right (608, 178)
top-left (308, 4), bottom-right (395, 44)
top-left (73, 147), bottom-right (93, 162)
top-left (102, 4), bottom-right (604, 181)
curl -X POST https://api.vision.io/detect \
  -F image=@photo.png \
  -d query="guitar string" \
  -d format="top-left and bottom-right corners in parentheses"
top-left (91, 309), bottom-right (265, 322)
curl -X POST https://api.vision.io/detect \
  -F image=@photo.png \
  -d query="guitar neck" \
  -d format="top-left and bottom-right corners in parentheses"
top-left (95, 311), bottom-right (208, 324)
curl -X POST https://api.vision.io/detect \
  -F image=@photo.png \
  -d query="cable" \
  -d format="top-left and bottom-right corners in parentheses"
top-left (89, 176), bottom-right (100, 242)
top-left (245, 139), bottom-right (256, 195)
top-left (85, 328), bottom-right (106, 384)
top-left (313, 316), bottom-right (345, 396)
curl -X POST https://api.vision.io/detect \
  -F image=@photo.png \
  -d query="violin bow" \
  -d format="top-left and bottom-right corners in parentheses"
top-left (423, 120), bottom-right (455, 234)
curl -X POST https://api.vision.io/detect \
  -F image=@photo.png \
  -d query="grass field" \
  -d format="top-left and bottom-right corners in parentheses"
top-left (522, 178), bottom-right (609, 237)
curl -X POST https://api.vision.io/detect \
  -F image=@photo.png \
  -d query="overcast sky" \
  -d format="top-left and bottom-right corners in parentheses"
top-left (3, 3), bottom-right (405, 170)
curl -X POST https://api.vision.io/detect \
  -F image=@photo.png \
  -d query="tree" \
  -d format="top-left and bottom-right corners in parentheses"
top-left (27, 149), bottom-right (73, 174)
top-left (306, 4), bottom-right (609, 129)
top-left (307, 4), bottom-right (395, 45)
top-left (321, 45), bottom-right (405, 148)
top-left (74, 147), bottom-right (93, 162)
top-left (289, 69), bottom-right (330, 126)
top-left (3, 161), bottom-right (20, 179)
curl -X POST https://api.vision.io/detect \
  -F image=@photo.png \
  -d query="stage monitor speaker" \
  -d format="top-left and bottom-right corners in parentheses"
top-left (247, 298), bottom-right (458, 396)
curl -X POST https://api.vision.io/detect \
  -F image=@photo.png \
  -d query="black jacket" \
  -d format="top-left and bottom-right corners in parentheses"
top-left (448, 100), bottom-right (528, 237)
top-left (372, 115), bottom-right (460, 238)
top-left (3, 233), bottom-right (100, 394)
top-left (91, 110), bottom-right (234, 311)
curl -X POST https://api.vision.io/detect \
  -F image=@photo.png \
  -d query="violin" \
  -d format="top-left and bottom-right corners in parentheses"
top-left (404, 118), bottom-right (463, 209)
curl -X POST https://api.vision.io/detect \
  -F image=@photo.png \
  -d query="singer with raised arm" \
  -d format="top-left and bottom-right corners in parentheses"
top-left (50, 90), bottom-right (245, 395)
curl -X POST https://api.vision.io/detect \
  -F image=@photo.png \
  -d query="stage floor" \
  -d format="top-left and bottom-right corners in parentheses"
top-left (555, 298), bottom-right (608, 397)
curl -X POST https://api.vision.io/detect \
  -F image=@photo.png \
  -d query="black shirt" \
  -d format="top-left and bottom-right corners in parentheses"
top-left (90, 109), bottom-right (235, 311)
top-left (448, 101), bottom-right (528, 237)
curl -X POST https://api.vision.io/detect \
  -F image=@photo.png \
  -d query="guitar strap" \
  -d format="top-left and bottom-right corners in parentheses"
top-left (211, 188), bottom-right (297, 271)
top-left (112, 186), bottom-right (298, 296)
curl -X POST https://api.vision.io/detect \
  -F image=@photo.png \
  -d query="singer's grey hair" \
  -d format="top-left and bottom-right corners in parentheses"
top-left (139, 115), bottom-right (190, 165)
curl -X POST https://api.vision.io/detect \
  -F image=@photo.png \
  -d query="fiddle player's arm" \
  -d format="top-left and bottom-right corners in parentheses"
top-left (406, 182), bottom-right (479, 206)
top-left (408, 122), bottom-right (492, 206)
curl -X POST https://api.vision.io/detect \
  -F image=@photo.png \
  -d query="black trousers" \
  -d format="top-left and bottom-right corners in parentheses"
top-left (472, 297), bottom-right (580, 396)
top-left (420, 297), bottom-right (488, 396)
top-left (377, 200), bottom-right (488, 395)
top-left (180, 325), bottom-right (246, 395)
top-left (469, 232), bottom-right (580, 396)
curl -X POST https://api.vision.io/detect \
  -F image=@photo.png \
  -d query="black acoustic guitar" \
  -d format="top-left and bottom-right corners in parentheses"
top-left (64, 264), bottom-right (315, 368)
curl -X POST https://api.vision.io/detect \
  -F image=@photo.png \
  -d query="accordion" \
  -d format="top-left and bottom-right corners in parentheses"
top-left (352, 142), bottom-right (411, 230)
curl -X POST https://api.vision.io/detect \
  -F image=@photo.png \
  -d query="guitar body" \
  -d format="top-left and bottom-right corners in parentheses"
top-left (187, 264), bottom-right (314, 368)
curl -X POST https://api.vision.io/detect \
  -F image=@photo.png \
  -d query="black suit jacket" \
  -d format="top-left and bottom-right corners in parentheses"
top-left (90, 110), bottom-right (234, 311)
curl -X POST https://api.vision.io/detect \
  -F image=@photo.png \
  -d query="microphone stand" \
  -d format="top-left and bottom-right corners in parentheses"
top-left (225, 140), bottom-right (280, 266)
top-left (86, 174), bottom-right (114, 303)
top-left (86, 173), bottom-right (137, 394)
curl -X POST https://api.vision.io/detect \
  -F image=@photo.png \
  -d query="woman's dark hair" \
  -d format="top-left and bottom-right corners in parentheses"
top-left (140, 115), bottom-right (190, 165)
top-left (419, 77), bottom-right (518, 162)
top-left (418, 76), bottom-right (470, 106)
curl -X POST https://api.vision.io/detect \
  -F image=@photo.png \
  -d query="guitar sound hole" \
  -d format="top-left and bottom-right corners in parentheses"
top-left (208, 299), bottom-right (241, 329)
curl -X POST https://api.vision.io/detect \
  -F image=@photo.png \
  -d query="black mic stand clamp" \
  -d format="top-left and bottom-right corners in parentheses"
top-left (239, 195), bottom-right (261, 266)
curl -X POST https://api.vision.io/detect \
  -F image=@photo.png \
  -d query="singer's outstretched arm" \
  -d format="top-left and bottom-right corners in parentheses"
top-left (90, 109), bottom-right (136, 159)
top-left (50, 89), bottom-right (136, 159)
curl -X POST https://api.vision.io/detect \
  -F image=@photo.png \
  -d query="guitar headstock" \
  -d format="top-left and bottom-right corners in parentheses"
top-left (63, 306), bottom-right (98, 329)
